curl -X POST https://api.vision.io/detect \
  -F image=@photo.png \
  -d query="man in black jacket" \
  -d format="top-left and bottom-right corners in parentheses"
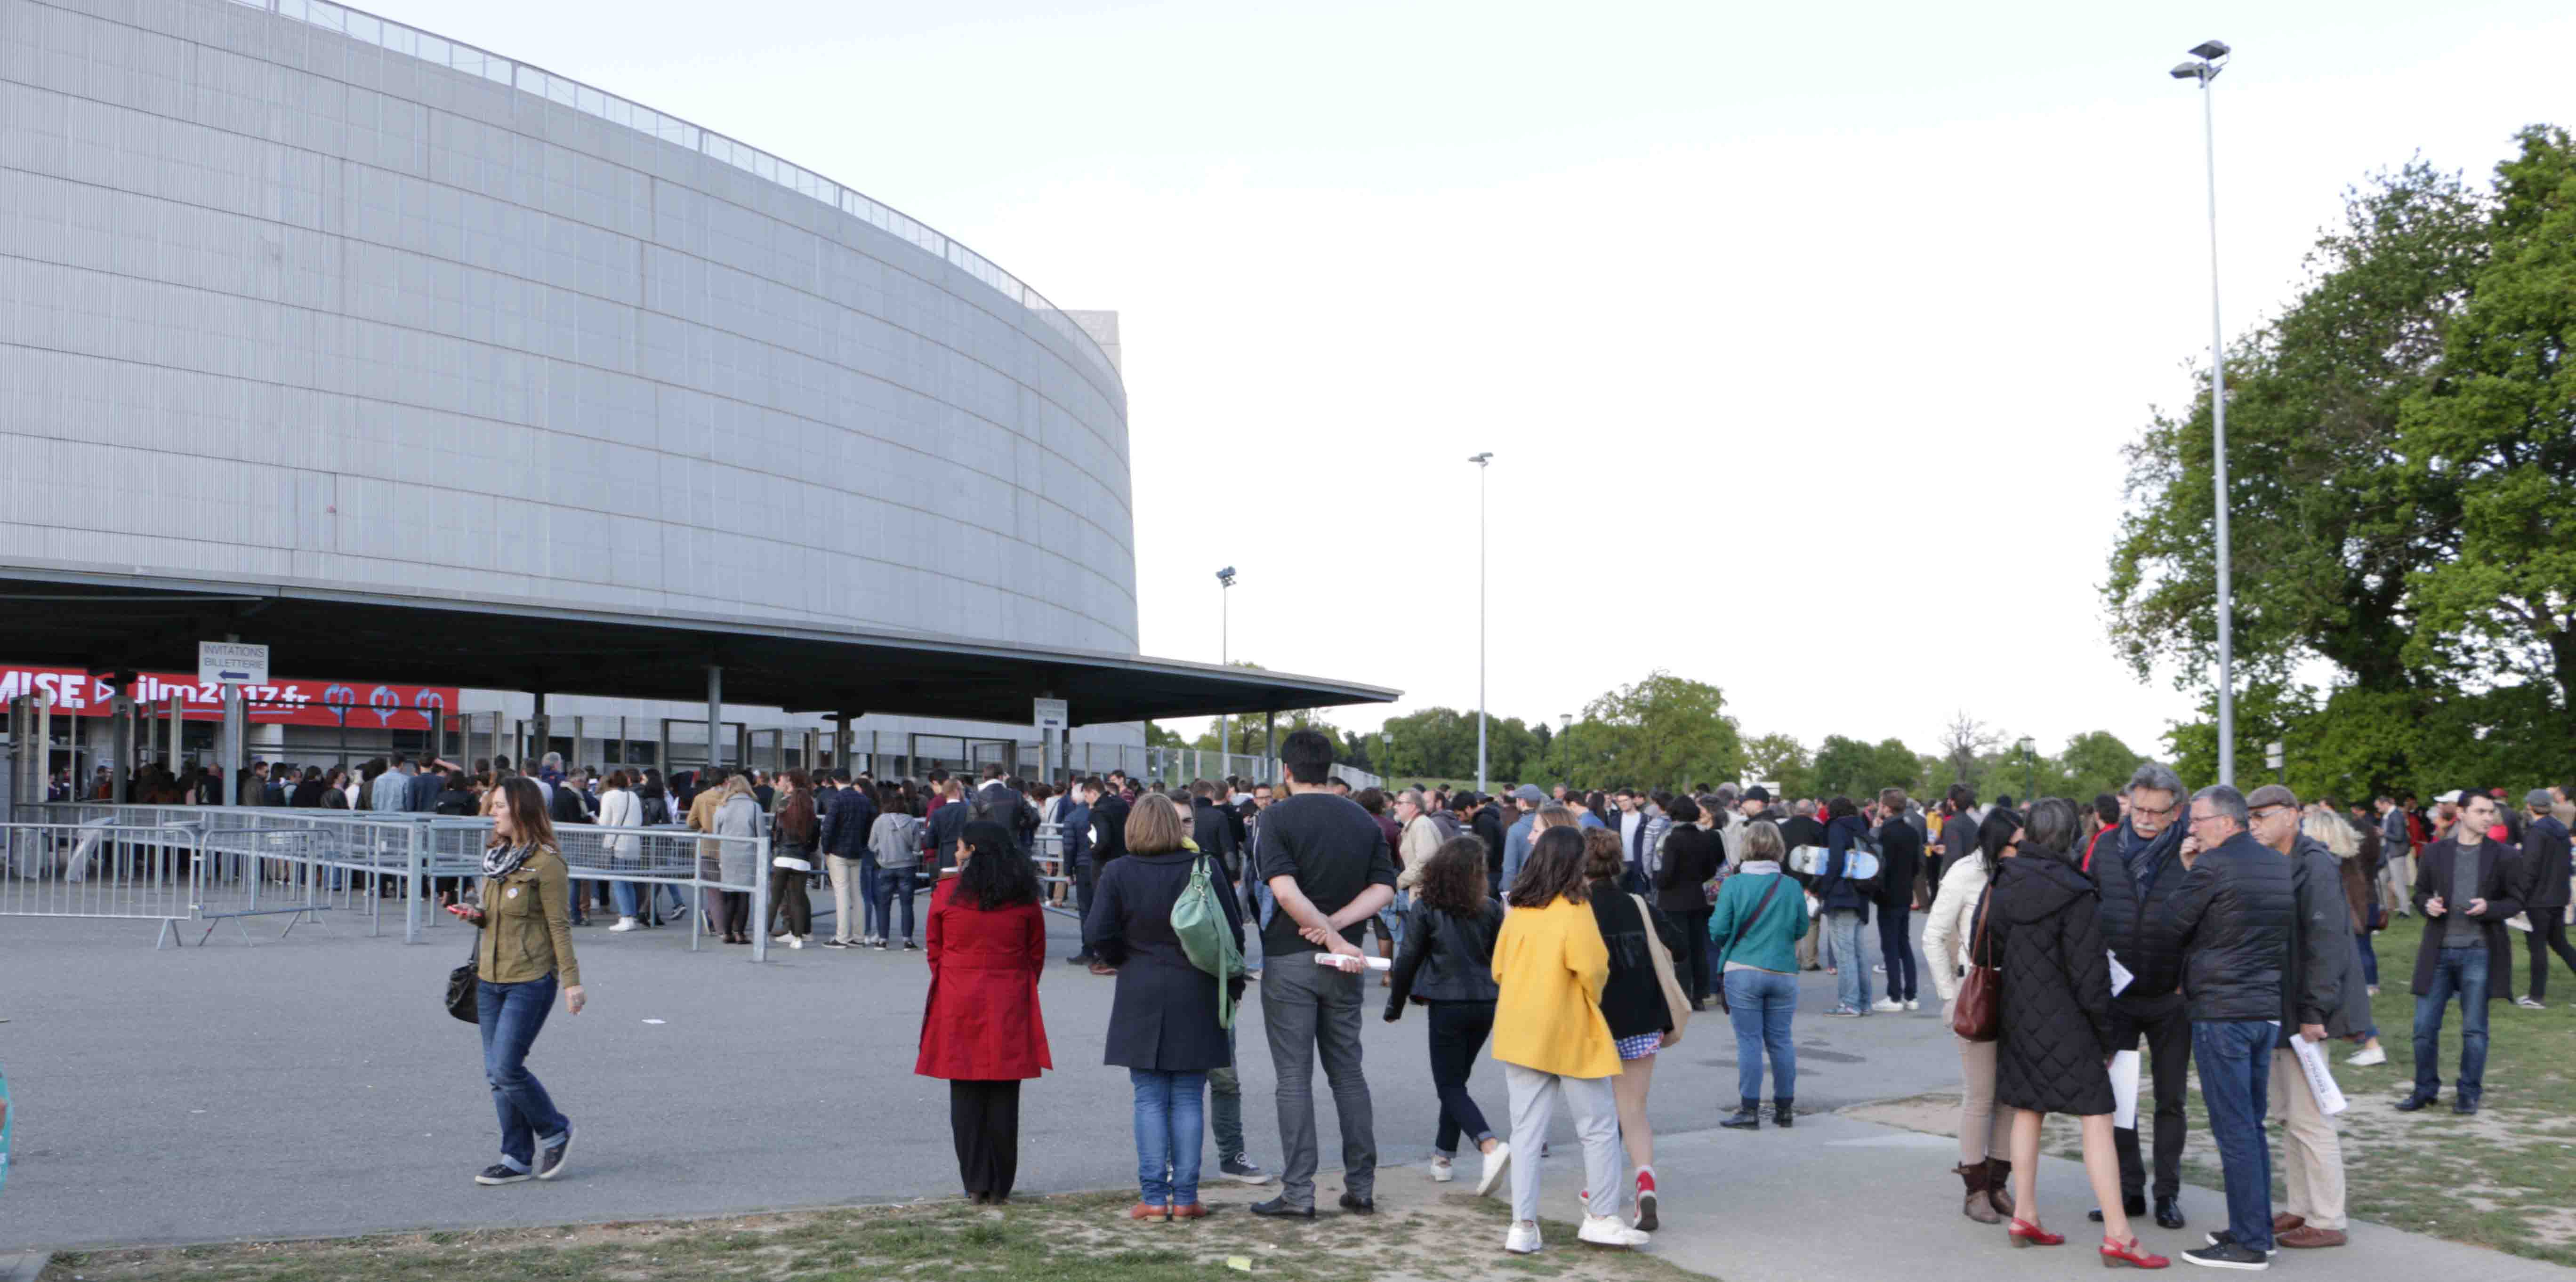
top-left (2163, 784), bottom-right (2295, 1268)
top-left (2515, 789), bottom-right (2574, 1007)
top-left (2400, 791), bottom-right (2523, 1115)
top-left (2087, 763), bottom-right (2192, 1231)
top-left (1873, 789), bottom-right (1924, 1013)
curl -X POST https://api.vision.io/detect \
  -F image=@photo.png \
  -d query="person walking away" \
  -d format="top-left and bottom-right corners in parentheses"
top-left (1919, 808), bottom-right (2018, 1221)
top-left (917, 820), bottom-right (1051, 1203)
top-left (869, 785), bottom-right (926, 950)
top-left (2514, 789), bottom-right (2574, 1008)
top-left (2398, 790), bottom-right (2523, 1115)
top-left (1574, 826), bottom-right (1684, 1229)
top-left (708, 775), bottom-right (763, 945)
top-left (1246, 730), bottom-right (1396, 1219)
top-left (1489, 826), bottom-right (1647, 1253)
top-left (2162, 785), bottom-right (2295, 1269)
top-left (1988, 799), bottom-right (2165, 1269)
top-left (1385, 836), bottom-right (1510, 1195)
top-left (2087, 763), bottom-right (2195, 1231)
top-left (766, 771), bottom-right (820, 948)
top-left (1711, 819), bottom-right (1807, 1133)
top-left (1655, 795), bottom-right (1722, 1010)
top-left (1873, 788), bottom-right (1924, 1012)
top-left (1818, 797), bottom-right (1876, 1015)
top-left (597, 771), bottom-right (648, 931)
top-left (445, 777), bottom-right (585, 1186)
top-left (2247, 786), bottom-right (2368, 1251)
top-left (1083, 796), bottom-right (1245, 1220)
top-left (2305, 811), bottom-right (2388, 1067)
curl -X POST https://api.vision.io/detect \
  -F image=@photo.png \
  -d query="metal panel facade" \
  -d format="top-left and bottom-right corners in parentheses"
top-left (0, 0), bottom-right (1138, 654)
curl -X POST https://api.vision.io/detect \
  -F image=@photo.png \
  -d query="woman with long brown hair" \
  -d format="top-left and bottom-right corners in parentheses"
top-left (444, 776), bottom-right (585, 1186)
top-left (1490, 825), bottom-right (1645, 1254)
top-left (768, 769), bottom-right (820, 949)
top-left (1385, 835), bottom-right (1508, 1194)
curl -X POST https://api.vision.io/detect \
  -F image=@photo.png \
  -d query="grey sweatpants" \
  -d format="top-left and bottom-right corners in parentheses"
top-left (1259, 953), bottom-right (1377, 1207)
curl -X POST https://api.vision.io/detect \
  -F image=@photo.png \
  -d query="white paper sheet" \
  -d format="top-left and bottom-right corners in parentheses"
top-left (2108, 952), bottom-right (2136, 996)
top-left (2290, 1034), bottom-right (2349, 1116)
top-left (1313, 953), bottom-right (1391, 972)
top-left (2109, 1050), bottom-right (2141, 1128)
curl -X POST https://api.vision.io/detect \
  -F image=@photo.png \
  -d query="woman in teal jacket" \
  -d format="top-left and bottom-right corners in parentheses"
top-left (1710, 819), bottom-right (1808, 1130)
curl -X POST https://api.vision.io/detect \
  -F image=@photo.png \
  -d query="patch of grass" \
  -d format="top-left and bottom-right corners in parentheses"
top-left (39, 1188), bottom-right (1709, 1282)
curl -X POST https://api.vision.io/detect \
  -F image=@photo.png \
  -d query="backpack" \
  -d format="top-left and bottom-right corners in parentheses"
top-left (1171, 852), bottom-right (1246, 1030)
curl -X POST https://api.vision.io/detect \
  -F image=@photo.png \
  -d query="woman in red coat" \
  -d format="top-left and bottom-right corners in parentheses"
top-left (917, 819), bottom-right (1053, 1202)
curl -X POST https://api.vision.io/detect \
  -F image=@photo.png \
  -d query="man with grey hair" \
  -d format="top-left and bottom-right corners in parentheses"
top-left (2084, 762), bottom-right (2193, 1230)
top-left (2165, 784), bottom-right (2295, 1268)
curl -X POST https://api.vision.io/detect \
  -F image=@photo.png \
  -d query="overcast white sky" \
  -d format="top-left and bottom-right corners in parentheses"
top-left (374, 0), bottom-right (2574, 760)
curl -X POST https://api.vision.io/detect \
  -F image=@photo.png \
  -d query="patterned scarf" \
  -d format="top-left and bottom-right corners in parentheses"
top-left (482, 841), bottom-right (537, 881)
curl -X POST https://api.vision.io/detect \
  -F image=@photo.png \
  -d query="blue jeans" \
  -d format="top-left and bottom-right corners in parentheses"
top-left (1723, 968), bottom-right (1798, 1103)
top-left (2354, 931), bottom-right (2379, 988)
top-left (859, 860), bottom-right (884, 940)
top-left (476, 974), bottom-right (569, 1172)
top-left (2412, 942), bottom-right (2489, 1099)
top-left (1130, 1069), bottom-right (1208, 1206)
top-left (875, 866), bottom-right (918, 943)
top-left (1373, 889), bottom-right (1409, 950)
top-left (2191, 1019), bottom-right (2277, 1253)
top-left (1826, 910), bottom-right (1872, 1010)
top-left (610, 880), bottom-right (682, 919)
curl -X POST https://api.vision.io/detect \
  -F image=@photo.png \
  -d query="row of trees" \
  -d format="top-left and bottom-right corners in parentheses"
top-left (2104, 125), bottom-right (2576, 801)
top-left (1154, 668), bottom-right (2149, 804)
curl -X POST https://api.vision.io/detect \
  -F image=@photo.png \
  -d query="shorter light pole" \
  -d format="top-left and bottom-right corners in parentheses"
top-left (2018, 736), bottom-right (2037, 804)
top-left (1469, 452), bottom-right (1492, 793)
top-left (1216, 567), bottom-right (1237, 767)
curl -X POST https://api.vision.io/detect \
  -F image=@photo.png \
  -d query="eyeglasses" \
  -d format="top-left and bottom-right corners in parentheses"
top-left (2250, 805), bottom-right (2290, 821)
top-left (2131, 801), bottom-right (2182, 818)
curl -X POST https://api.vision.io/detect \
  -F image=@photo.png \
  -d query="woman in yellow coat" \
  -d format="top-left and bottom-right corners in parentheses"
top-left (1489, 825), bottom-right (1648, 1254)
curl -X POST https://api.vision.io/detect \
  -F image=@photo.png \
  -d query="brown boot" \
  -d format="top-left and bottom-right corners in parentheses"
top-left (1955, 1163), bottom-right (2003, 1224)
top-left (1984, 1158), bottom-right (2015, 1218)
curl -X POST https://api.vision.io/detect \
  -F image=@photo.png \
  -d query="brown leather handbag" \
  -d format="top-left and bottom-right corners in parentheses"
top-left (1949, 887), bottom-right (1999, 1042)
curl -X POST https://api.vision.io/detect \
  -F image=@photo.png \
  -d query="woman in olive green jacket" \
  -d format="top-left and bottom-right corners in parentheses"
top-left (449, 776), bottom-right (586, 1186)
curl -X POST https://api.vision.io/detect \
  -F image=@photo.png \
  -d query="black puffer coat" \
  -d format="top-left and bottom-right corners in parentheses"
top-left (2089, 818), bottom-right (2188, 1001)
top-left (2161, 833), bottom-right (2295, 1023)
top-left (1992, 854), bottom-right (2117, 1117)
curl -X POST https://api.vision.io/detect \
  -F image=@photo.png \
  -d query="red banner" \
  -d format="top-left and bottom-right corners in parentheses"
top-left (0, 665), bottom-right (460, 729)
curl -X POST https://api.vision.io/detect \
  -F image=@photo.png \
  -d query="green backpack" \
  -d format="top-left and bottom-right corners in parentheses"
top-left (1170, 852), bottom-right (1247, 1029)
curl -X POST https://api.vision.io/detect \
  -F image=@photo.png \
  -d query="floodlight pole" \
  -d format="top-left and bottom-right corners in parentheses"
top-left (1471, 452), bottom-right (1492, 793)
top-left (2181, 49), bottom-right (2236, 787)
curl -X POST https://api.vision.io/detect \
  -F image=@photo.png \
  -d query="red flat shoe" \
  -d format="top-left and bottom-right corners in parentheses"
top-left (2008, 1219), bottom-right (2065, 1248)
top-left (2101, 1235), bottom-right (2170, 1268)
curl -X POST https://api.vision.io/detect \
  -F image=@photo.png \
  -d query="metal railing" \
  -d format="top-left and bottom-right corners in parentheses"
top-left (26, 804), bottom-right (772, 958)
top-left (216, 0), bottom-right (1120, 395)
top-left (0, 818), bottom-right (204, 947)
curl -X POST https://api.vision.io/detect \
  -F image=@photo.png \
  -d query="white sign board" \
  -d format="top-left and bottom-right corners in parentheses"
top-left (1032, 698), bottom-right (1068, 732)
top-left (198, 641), bottom-right (270, 686)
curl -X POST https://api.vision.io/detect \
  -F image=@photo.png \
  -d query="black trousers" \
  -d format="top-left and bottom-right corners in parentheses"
top-left (2109, 991), bottom-right (2190, 1200)
top-left (1674, 906), bottom-right (1715, 1003)
top-left (1875, 902), bottom-right (1917, 1002)
top-left (1425, 1000), bottom-right (1497, 1156)
top-left (2529, 913), bottom-right (2576, 1000)
top-left (950, 1079), bottom-right (1022, 1197)
top-left (767, 865), bottom-right (813, 937)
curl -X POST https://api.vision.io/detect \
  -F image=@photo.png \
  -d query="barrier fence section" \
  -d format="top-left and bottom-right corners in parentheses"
top-left (24, 804), bottom-right (771, 959)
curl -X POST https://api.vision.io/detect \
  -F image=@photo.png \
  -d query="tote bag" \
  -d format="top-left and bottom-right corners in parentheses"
top-left (1630, 895), bottom-right (1693, 1045)
top-left (1171, 853), bottom-right (1247, 1030)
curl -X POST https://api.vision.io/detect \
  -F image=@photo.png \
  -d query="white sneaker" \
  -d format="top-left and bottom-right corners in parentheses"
top-left (1428, 1157), bottom-right (1455, 1183)
top-left (2346, 1045), bottom-right (2386, 1066)
top-left (2515, 996), bottom-right (2544, 1010)
top-left (608, 917), bottom-right (640, 932)
top-left (788, 935), bottom-right (805, 950)
top-left (1476, 1141), bottom-right (1512, 1197)
top-left (1870, 998), bottom-right (1904, 1013)
top-left (1578, 1214), bottom-right (1650, 1248)
top-left (1905, 999), bottom-right (1921, 1011)
top-left (1505, 1221), bottom-right (1542, 1255)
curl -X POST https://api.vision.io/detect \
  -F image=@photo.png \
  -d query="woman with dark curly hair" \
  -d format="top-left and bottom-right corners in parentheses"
top-left (1385, 835), bottom-right (1509, 1194)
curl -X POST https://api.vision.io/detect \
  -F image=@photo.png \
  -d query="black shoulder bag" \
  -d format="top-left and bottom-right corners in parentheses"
top-left (1711, 873), bottom-right (1787, 1014)
top-left (445, 913), bottom-right (482, 1024)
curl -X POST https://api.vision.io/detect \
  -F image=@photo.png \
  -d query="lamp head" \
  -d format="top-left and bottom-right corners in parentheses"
top-left (1216, 566), bottom-right (1236, 586)
top-left (2188, 39), bottom-right (2230, 61)
top-left (1468, 452), bottom-right (1492, 465)
top-left (2170, 60), bottom-right (2209, 80)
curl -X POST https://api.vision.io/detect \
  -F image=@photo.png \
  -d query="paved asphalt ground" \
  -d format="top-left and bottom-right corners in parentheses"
top-left (1, 894), bottom-right (1958, 1252)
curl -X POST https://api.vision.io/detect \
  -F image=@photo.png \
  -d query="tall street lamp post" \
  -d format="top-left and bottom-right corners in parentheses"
top-left (1216, 567), bottom-right (1236, 768)
top-left (1469, 452), bottom-right (1492, 792)
top-left (2171, 39), bottom-right (2236, 785)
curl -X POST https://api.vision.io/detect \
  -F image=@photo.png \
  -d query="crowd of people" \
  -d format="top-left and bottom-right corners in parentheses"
top-left (89, 735), bottom-right (2573, 1269)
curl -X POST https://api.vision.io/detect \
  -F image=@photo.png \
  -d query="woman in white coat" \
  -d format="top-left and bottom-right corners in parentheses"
top-left (1920, 809), bottom-right (2021, 1225)
top-left (600, 771), bottom-right (648, 931)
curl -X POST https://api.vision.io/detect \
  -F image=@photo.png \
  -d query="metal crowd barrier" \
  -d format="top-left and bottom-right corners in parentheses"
top-left (0, 819), bottom-right (205, 948)
top-left (24, 804), bottom-right (772, 959)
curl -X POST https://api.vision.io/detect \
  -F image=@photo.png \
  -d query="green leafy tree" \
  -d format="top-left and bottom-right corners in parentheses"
top-left (1740, 732), bottom-right (1813, 801)
top-left (1380, 706), bottom-right (1478, 781)
top-left (1810, 735), bottom-right (1922, 800)
top-left (2057, 730), bottom-right (2147, 802)
top-left (1549, 672), bottom-right (1743, 793)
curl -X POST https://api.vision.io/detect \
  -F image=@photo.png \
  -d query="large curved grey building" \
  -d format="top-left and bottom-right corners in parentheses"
top-left (1, 0), bottom-right (1137, 652)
